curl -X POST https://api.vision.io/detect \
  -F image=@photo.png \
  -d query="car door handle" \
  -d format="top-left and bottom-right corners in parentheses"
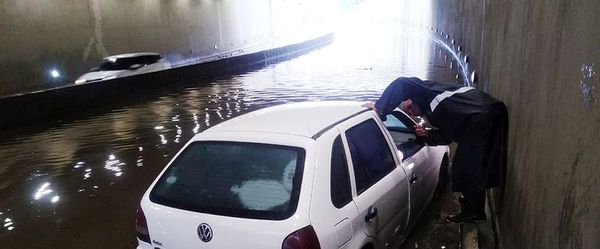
top-left (365, 206), bottom-right (378, 222)
top-left (410, 172), bottom-right (418, 184)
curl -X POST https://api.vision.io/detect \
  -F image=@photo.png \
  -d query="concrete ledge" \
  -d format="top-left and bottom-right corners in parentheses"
top-left (460, 190), bottom-right (499, 249)
top-left (0, 33), bottom-right (334, 129)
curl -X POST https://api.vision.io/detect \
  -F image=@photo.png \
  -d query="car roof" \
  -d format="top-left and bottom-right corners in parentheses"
top-left (103, 52), bottom-right (161, 60)
top-left (203, 101), bottom-right (370, 139)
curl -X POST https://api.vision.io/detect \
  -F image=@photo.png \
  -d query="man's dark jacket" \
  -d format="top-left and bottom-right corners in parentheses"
top-left (375, 77), bottom-right (508, 192)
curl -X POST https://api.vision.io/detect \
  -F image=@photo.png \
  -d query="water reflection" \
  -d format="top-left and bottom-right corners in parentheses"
top-left (84, 168), bottom-right (92, 180)
top-left (104, 154), bottom-right (125, 177)
top-left (136, 156), bottom-right (144, 167)
top-left (33, 183), bottom-right (54, 201)
top-left (193, 114), bottom-right (201, 134)
top-left (175, 125), bottom-right (182, 144)
top-left (73, 162), bottom-right (85, 169)
top-left (3, 216), bottom-right (15, 231)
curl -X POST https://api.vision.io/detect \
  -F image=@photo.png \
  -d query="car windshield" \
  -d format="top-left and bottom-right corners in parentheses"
top-left (150, 141), bottom-right (305, 220)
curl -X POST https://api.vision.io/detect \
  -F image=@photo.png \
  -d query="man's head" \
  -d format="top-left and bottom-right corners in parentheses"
top-left (400, 98), bottom-right (422, 116)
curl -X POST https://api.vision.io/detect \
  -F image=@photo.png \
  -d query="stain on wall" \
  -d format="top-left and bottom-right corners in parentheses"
top-left (580, 64), bottom-right (596, 108)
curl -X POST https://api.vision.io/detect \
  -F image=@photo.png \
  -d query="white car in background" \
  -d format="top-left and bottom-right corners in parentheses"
top-left (135, 101), bottom-right (449, 249)
top-left (75, 52), bottom-right (170, 84)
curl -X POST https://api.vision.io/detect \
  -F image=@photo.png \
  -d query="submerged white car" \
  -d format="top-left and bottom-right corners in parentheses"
top-left (75, 52), bottom-right (170, 84)
top-left (136, 101), bottom-right (449, 249)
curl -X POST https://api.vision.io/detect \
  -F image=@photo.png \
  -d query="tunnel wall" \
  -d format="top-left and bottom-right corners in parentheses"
top-left (432, 0), bottom-right (600, 248)
top-left (0, 0), bottom-right (333, 96)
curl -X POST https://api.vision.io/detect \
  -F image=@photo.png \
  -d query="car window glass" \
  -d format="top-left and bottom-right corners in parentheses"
top-left (98, 58), bottom-right (137, 70)
top-left (121, 57), bottom-right (143, 67)
top-left (345, 119), bottom-right (395, 194)
top-left (98, 60), bottom-right (123, 71)
top-left (331, 136), bottom-right (352, 208)
top-left (383, 115), bottom-right (410, 132)
top-left (142, 55), bottom-right (161, 64)
top-left (150, 141), bottom-right (305, 220)
top-left (384, 113), bottom-right (422, 160)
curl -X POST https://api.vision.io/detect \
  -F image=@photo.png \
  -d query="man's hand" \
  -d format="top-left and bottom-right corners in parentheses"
top-left (362, 101), bottom-right (377, 112)
top-left (414, 124), bottom-right (428, 137)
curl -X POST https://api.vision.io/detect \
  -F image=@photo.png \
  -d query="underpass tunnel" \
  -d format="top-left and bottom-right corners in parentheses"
top-left (0, 0), bottom-right (599, 249)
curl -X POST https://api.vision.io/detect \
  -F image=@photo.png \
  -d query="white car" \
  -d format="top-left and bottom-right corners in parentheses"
top-left (75, 52), bottom-right (170, 84)
top-left (135, 101), bottom-right (449, 249)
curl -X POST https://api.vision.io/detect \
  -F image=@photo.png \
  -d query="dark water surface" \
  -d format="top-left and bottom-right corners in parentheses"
top-left (0, 2), bottom-right (464, 248)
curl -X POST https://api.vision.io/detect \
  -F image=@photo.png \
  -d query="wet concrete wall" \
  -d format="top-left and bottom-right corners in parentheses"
top-left (0, 0), bottom-right (332, 96)
top-left (432, 0), bottom-right (600, 248)
top-left (0, 33), bottom-right (334, 129)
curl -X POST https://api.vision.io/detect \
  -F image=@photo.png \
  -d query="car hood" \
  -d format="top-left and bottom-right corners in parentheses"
top-left (75, 70), bottom-right (124, 84)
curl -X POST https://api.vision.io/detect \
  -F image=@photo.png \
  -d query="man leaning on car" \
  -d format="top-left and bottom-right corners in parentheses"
top-left (365, 76), bottom-right (508, 223)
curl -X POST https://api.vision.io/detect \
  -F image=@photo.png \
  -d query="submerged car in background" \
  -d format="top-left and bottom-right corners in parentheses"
top-left (75, 52), bottom-right (170, 84)
top-left (135, 101), bottom-right (450, 249)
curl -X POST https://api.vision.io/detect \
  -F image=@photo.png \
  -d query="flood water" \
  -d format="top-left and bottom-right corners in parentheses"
top-left (0, 2), bottom-right (465, 248)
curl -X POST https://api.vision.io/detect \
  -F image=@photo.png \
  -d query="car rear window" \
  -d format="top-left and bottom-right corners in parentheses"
top-left (150, 141), bottom-right (305, 220)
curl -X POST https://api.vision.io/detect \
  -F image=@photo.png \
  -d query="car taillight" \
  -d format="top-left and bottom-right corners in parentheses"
top-left (282, 225), bottom-right (321, 249)
top-left (135, 207), bottom-right (151, 243)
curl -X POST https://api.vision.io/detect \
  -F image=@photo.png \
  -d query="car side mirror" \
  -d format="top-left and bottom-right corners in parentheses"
top-left (89, 66), bottom-right (100, 72)
top-left (396, 150), bottom-right (404, 162)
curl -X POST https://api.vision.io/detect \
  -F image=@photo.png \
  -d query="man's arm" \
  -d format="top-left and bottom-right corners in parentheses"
top-left (415, 125), bottom-right (451, 146)
top-left (374, 79), bottom-right (409, 116)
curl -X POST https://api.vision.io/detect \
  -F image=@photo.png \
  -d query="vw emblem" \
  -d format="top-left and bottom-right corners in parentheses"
top-left (197, 223), bottom-right (213, 242)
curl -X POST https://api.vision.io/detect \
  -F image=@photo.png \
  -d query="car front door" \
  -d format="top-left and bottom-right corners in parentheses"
top-left (382, 111), bottom-right (433, 229)
top-left (336, 113), bottom-right (410, 248)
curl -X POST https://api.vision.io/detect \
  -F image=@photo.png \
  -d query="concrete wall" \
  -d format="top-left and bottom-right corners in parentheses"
top-left (0, 0), bottom-right (333, 96)
top-left (432, 0), bottom-right (600, 248)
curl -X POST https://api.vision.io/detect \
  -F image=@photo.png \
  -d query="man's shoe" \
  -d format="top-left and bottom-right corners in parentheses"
top-left (446, 212), bottom-right (486, 224)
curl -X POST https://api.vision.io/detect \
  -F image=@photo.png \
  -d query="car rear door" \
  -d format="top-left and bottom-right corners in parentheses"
top-left (336, 112), bottom-right (410, 248)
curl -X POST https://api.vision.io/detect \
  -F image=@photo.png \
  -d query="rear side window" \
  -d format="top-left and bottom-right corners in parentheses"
top-left (331, 136), bottom-right (352, 208)
top-left (150, 141), bottom-right (305, 220)
top-left (97, 60), bottom-right (124, 71)
top-left (346, 119), bottom-right (395, 194)
top-left (139, 55), bottom-right (161, 64)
